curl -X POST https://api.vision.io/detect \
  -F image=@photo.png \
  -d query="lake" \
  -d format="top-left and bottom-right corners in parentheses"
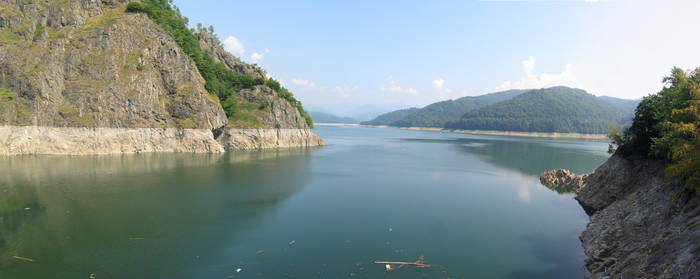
top-left (0, 126), bottom-right (610, 279)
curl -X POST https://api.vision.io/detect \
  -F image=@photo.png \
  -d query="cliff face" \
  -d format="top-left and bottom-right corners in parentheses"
top-left (541, 155), bottom-right (700, 278)
top-left (0, 0), bottom-right (227, 129)
top-left (196, 32), bottom-right (311, 130)
top-left (0, 0), bottom-right (322, 154)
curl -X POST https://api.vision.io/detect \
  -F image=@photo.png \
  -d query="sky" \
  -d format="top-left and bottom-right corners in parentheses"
top-left (175, 0), bottom-right (700, 116)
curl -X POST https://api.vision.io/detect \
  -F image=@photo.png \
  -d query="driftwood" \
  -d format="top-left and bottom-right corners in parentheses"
top-left (373, 256), bottom-right (441, 271)
top-left (12, 256), bottom-right (34, 263)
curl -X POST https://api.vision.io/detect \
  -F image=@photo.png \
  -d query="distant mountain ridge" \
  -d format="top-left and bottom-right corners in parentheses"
top-left (360, 107), bottom-right (420, 126)
top-left (364, 86), bottom-right (639, 134)
top-left (389, 89), bottom-right (529, 127)
top-left (446, 86), bottom-right (635, 134)
top-left (309, 111), bottom-right (358, 124)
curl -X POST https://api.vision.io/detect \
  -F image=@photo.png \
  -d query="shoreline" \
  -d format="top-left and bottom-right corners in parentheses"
top-left (360, 125), bottom-right (608, 139)
top-left (314, 123), bottom-right (360, 127)
top-left (0, 126), bottom-right (324, 155)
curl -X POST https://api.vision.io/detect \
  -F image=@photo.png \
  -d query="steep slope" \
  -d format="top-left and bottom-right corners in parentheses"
top-left (541, 154), bottom-right (699, 278)
top-left (308, 111), bottom-right (358, 124)
top-left (446, 86), bottom-right (630, 134)
top-left (0, 0), bottom-right (226, 129)
top-left (360, 107), bottom-right (419, 126)
top-left (390, 89), bottom-right (528, 127)
top-left (0, 0), bottom-right (322, 155)
top-left (598, 96), bottom-right (640, 113)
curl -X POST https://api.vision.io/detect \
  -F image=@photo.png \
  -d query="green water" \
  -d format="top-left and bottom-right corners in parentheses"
top-left (0, 126), bottom-right (610, 279)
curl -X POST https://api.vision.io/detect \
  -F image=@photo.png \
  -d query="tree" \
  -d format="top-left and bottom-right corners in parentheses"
top-left (612, 67), bottom-right (700, 193)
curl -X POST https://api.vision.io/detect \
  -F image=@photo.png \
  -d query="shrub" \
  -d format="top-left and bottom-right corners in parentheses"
top-left (125, 0), bottom-right (312, 127)
top-left (612, 67), bottom-right (700, 192)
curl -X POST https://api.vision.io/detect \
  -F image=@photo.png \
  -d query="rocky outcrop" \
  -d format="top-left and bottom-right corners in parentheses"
top-left (0, 125), bottom-right (223, 155)
top-left (541, 155), bottom-right (700, 278)
top-left (0, 126), bottom-right (323, 155)
top-left (198, 31), bottom-right (264, 79)
top-left (216, 128), bottom-right (324, 151)
top-left (539, 169), bottom-right (588, 193)
top-left (0, 1), bottom-right (322, 154)
top-left (0, 0), bottom-right (227, 129)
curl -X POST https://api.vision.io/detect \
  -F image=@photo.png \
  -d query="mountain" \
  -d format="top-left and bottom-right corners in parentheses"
top-left (445, 86), bottom-right (631, 134)
top-left (598, 96), bottom-right (640, 112)
top-left (340, 104), bottom-right (407, 122)
top-left (309, 111), bottom-right (358, 124)
top-left (361, 107), bottom-right (420, 126)
top-left (390, 89), bottom-right (529, 127)
top-left (0, 0), bottom-right (322, 155)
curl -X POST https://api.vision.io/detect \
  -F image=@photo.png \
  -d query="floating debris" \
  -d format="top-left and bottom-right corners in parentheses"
top-left (128, 237), bottom-right (145, 240)
top-left (388, 227), bottom-right (393, 232)
top-left (256, 250), bottom-right (264, 255)
top-left (89, 273), bottom-right (95, 279)
top-left (24, 207), bottom-right (31, 211)
top-left (12, 256), bottom-right (34, 263)
top-left (235, 268), bottom-right (243, 273)
top-left (373, 256), bottom-right (441, 272)
top-left (289, 240), bottom-right (296, 246)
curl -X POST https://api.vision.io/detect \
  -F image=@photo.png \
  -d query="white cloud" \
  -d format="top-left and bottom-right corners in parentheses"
top-left (496, 57), bottom-right (578, 91)
top-left (381, 78), bottom-right (418, 95)
top-left (292, 79), bottom-right (316, 88)
top-left (432, 78), bottom-right (453, 100)
top-left (223, 36), bottom-right (245, 55)
top-left (584, 0), bottom-right (599, 2)
top-left (250, 52), bottom-right (264, 63)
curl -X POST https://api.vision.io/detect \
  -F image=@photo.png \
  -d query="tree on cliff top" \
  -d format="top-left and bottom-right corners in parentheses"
top-left (126, 0), bottom-right (313, 127)
top-left (610, 67), bottom-right (700, 193)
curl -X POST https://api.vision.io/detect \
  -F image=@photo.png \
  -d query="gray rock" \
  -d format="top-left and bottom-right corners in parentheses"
top-left (0, 1), bottom-right (321, 154)
top-left (0, 0), bottom-right (227, 129)
top-left (541, 154), bottom-right (700, 278)
top-left (539, 169), bottom-right (589, 193)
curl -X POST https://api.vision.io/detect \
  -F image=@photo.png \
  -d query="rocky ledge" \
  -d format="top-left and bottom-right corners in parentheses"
top-left (541, 154), bottom-right (699, 278)
top-left (0, 126), bottom-right (324, 155)
top-left (539, 169), bottom-right (588, 193)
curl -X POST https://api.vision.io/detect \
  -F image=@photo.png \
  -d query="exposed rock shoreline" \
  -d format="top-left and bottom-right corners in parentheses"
top-left (0, 126), bottom-right (323, 155)
top-left (540, 154), bottom-right (699, 278)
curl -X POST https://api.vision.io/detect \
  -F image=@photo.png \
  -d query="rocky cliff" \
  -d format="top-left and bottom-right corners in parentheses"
top-left (541, 155), bottom-right (699, 278)
top-left (0, 0), bottom-right (322, 154)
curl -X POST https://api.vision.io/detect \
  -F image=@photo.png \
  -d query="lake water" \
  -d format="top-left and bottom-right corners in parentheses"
top-left (0, 126), bottom-right (610, 279)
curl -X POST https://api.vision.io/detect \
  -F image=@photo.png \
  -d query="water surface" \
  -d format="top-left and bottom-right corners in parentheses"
top-left (0, 126), bottom-right (609, 278)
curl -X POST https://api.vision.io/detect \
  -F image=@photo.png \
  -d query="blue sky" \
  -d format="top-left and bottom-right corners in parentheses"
top-left (175, 0), bottom-right (700, 116)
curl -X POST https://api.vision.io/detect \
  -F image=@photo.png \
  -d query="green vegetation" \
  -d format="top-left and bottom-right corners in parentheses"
top-left (609, 67), bottom-right (700, 193)
top-left (445, 87), bottom-right (630, 134)
top-left (0, 88), bottom-right (16, 101)
top-left (361, 107), bottom-right (420, 126)
top-left (0, 28), bottom-right (20, 43)
top-left (82, 9), bottom-right (118, 31)
top-left (33, 22), bottom-right (44, 41)
top-left (390, 89), bottom-right (527, 127)
top-left (125, 0), bottom-right (312, 127)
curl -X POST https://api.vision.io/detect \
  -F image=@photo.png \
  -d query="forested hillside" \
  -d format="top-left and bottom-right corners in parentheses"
top-left (389, 89), bottom-right (528, 127)
top-left (444, 86), bottom-right (630, 134)
top-left (360, 108), bottom-right (419, 126)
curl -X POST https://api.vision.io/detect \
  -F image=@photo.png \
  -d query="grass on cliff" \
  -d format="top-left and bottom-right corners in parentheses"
top-left (610, 67), bottom-right (700, 193)
top-left (125, 0), bottom-right (313, 128)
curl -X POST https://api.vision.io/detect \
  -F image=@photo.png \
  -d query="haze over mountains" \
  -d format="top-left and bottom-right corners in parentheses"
top-left (362, 86), bottom-right (640, 134)
top-left (308, 111), bottom-right (358, 124)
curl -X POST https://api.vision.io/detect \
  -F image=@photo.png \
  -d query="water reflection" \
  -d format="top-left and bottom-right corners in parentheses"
top-left (400, 137), bottom-right (608, 177)
top-left (0, 148), bottom-right (317, 279)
